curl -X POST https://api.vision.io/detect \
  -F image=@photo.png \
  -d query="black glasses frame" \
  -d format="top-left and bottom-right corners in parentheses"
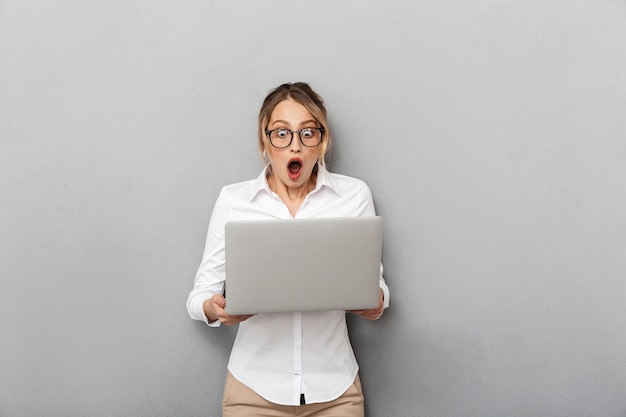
top-left (265, 127), bottom-right (325, 149)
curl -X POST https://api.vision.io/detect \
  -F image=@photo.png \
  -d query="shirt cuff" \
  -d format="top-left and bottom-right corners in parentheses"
top-left (380, 284), bottom-right (390, 309)
top-left (206, 317), bottom-right (221, 327)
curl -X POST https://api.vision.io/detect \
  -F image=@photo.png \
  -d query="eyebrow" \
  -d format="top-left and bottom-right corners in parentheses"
top-left (270, 119), bottom-right (318, 128)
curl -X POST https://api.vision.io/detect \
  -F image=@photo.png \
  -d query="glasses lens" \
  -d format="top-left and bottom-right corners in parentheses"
top-left (300, 128), bottom-right (322, 147)
top-left (270, 129), bottom-right (292, 148)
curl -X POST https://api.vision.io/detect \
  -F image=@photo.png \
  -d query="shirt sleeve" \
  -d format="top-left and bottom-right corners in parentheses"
top-left (186, 188), bottom-right (230, 326)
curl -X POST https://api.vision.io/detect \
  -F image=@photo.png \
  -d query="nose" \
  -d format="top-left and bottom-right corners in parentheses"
top-left (289, 132), bottom-right (302, 152)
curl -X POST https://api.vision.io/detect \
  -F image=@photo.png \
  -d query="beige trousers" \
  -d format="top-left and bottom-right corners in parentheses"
top-left (222, 371), bottom-right (365, 417)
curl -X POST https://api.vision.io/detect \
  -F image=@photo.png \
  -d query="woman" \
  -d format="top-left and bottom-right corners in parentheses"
top-left (187, 82), bottom-right (389, 417)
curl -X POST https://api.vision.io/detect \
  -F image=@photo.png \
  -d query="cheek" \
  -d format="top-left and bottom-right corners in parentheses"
top-left (307, 148), bottom-right (321, 162)
top-left (312, 152), bottom-right (322, 165)
top-left (266, 148), bottom-right (278, 162)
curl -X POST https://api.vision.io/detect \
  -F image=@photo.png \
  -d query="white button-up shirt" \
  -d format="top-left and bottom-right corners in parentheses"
top-left (187, 166), bottom-right (389, 406)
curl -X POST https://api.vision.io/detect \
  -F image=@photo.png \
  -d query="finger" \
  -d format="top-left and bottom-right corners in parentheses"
top-left (221, 313), bottom-right (254, 326)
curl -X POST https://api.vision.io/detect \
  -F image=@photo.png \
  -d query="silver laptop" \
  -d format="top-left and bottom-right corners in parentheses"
top-left (224, 216), bottom-right (383, 315)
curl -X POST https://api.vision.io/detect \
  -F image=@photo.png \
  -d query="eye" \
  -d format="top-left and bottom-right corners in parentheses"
top-left (301, 128), bottom-right (314, 138)
top-left (276, 129), bottom-right (290, 138)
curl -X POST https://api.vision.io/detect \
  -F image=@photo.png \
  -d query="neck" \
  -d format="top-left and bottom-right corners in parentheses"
top-left (267, 173), bottom-right (317, 217)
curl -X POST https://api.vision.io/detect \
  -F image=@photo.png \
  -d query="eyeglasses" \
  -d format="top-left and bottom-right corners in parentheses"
top-left (265, 127), bottom-right (325, 149)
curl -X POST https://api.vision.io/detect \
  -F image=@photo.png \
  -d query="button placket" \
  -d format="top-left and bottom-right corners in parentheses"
top-left (293, 312), bottom-right (302, 379)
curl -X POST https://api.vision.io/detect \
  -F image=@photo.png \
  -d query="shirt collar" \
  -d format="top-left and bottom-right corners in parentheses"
top-left (248, 164), bottom-right (340, 202)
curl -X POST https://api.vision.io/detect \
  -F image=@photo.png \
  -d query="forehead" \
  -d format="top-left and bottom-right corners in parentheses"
top-left (269, 99), bottom-right (315, 123)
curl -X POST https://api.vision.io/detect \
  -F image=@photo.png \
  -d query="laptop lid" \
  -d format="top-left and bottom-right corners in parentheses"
top-left (224, 216), bottom-right (383, 315)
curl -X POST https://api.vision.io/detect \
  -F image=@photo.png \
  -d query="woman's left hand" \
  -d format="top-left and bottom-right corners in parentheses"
top-left (348, 288), bottom-right (385, 320)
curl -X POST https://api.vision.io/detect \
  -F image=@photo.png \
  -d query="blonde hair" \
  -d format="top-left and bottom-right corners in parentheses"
top-left (258, 82), bottom-right (332, 171)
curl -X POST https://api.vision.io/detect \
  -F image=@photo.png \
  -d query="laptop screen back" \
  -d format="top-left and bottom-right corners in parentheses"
top-left (224, 216), bottom-right (383, 315)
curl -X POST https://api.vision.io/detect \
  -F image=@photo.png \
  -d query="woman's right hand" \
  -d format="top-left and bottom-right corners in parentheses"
top-left (203, 294), bottom-right (254, 326)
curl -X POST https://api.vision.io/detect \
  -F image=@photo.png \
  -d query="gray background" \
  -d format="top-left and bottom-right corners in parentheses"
top-left (2, 1), bottom-right (626, 416)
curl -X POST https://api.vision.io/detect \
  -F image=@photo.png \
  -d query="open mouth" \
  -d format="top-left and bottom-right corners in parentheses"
top-left (287, 158), bottom-right (303, 179)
